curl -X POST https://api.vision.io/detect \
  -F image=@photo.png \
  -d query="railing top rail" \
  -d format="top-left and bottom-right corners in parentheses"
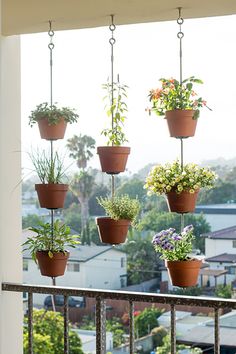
top-left (2, 282), bottom-right (236, 309)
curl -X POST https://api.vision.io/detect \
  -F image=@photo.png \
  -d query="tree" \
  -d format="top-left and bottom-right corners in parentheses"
top-left (22, 214), bottom-right (42, 229)
top-left (63, 203), bottom-right (81, 232)
top-left (155, 334), bottom-right (202, 353)
top-left (67, 134), bottom-right (95, 169)
top-left (215, 284), bottom-right (232, 298)
top-left (23, 309), bottom-right (83, 354)
top-left (134, 306), bottom-right (163, 338)
top-left (141, 211), bottom-right (210, 252)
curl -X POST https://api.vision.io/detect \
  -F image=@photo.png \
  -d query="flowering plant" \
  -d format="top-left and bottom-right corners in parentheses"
top-left (152, 225), bottom-right (195, 261)
top-left (144, 160), bottom-right (217, 195)
top-left (148, 76), bottom-right (210, 119)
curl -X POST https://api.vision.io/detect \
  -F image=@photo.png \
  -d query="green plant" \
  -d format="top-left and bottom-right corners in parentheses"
top-left (97, 194), bottom-right (140, 225)
top-left (148, 76), bottom-right (211, 119)
top-left (215, 284), bottom-right (232, 298)
top-left (101, 80), bottom-right (128, 146)
top-left (22, 220), bottom-right (80, 261)
top-left (152, 224), bottom-right (196, 261)
top-left (155, 334), bottom-right (202, 353)
top-left (29, 102), bottom-right (79, 126)
top-left (30, 149), bottom-right (69, 184)
top-left (144, 160), bottom-right (217, 196)
top-left (134, 306), bottom-right (163, 338)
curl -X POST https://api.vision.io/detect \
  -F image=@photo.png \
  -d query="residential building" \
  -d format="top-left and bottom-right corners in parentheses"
top-left (195, 204), bottom-right (236, 231)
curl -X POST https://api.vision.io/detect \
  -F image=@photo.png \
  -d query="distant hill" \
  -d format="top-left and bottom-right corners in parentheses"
top-left (201, 157), bottom-right (236, 168)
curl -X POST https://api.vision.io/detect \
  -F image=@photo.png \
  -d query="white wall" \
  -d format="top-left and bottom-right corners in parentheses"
top-left (0, 14), bottom-right (22, 354)
top-left (205, 238), bottom-right (236, 258)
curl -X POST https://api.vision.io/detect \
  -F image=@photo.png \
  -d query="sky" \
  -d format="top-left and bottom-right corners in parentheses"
top-left (21, 14), bottom-right (236, 176)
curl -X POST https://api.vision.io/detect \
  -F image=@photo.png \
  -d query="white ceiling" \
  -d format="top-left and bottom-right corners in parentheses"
top-left (2, 0), bottom-right (236, 35)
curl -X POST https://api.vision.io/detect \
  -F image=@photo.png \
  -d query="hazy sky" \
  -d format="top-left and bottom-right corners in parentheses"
top-left (21, 14), bottom-right (236, 175)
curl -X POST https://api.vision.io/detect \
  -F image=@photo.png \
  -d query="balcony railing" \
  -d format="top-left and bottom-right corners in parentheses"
top-left (2, 282), bottom-right (236, 354)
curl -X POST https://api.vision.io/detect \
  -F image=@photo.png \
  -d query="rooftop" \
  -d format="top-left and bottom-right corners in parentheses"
top-left (202, 225), bottom-right (236, 239)
top-left (206, 253), bottom-right (236, 263)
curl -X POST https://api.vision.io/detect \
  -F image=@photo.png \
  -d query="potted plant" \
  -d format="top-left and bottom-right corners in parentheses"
top-left (97, 80), bottom-right (130, 174)
top-left (29, 102), bottom-right (79, 140)
top-left (96, 194), bottom-right (140, 244)
top-left (152, 224), bottom-right (202, 287)
top-left (22, 220), bottom-right (80, 277)
top-left (144, 160), bottom-right (217, 213)
top-left (147, 76), bottom-right (211, 138)
top-left (31, 149), bottom-right (69, 209)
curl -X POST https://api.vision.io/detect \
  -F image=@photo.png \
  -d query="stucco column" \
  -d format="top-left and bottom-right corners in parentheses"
top-left (0, 5), bottom-right (23, 353)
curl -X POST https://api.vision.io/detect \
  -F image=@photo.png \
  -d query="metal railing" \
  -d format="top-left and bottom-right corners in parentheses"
top-left (2, 282), bottom-right (236, 354)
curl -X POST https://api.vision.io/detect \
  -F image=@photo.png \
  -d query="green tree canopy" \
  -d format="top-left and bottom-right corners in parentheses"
top-left (22, 214), bottom-right (42, 229)
top-left (134, 306), bottom-right (163, 338)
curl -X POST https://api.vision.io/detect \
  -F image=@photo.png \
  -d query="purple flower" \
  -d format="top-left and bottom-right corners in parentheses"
top-left (182, 224), bottom-right (193, 233)
top-left (172, 233), bottom-right (182, 241)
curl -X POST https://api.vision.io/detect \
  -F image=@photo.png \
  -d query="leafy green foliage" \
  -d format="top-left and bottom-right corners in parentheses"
top-left (155, 334), bottom-right (202, 353)
top-left (97, 194), bottom-right (140, 225)
top-left (101, 80), bottom-right (129, 146)
top-left (63, 203), bottom-right (81, 232)
top-left (148, 76), bottom-right (210, 119)
top-left (151, 326), bottom-right (168, 348)
top-left (170, 285), bottom-right (203, 296)
top-left (66, 134), bottom-right (95, 169)
top-left (22, 214), bottom-right (42, 229)
top-left (215, 284), bottom-right (232, 298)
top-left (29, 102), bottom-right (79, 126)
top-left (22, 220), bottom-right (80, 261)
top-left (23, 309), bottom-right (83, 354)
top-left (30, 149), bottom-right (68, 184)
top-left (134, 307), bottom-right (163, 338)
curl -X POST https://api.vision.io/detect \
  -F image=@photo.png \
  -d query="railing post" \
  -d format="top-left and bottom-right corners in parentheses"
top-left (64, 295), bottom-right (69, 354)
top-left (214, 307), bottom-right (220, 354)
top-left (96, 297), bottom-right (106, 354)
top-left (170, 304), bottom-right (176, 354)
top-left (28, 292), bottom-right (33, 354)
top-left (129, 300), bottom-right (135, 354)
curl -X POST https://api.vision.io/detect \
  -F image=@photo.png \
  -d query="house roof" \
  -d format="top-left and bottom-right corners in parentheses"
top-left (206, 253), bottom-right (236, 263)
top-left (22, 228), bottom-right (126, 262)
top-left (202, 225), bottom-right (236, 240)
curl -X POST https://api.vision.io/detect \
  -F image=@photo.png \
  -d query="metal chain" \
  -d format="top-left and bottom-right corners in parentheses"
top-left (177, 7), bottom-right (184, 85)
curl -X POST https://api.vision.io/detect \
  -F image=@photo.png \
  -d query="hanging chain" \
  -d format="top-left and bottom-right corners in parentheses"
top-left (177, 7), bottom-right (184, 85)
top-left (48, 21), bottom-right (55, 250)
top-left (109, 15), bottom-right (116, 198)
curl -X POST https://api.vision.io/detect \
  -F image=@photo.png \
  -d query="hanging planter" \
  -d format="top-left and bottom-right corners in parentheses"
top-left (35, 183), bottom-right (68, 209)
top-left (36, 251), bottom-right (69, 277)
top-left (144, 160), bottom-right (217, 213)
top-left (165, 109), bottom-right (197, 138)
top-left (96, 217), bottom-right (130, 244)
top-left (96, 195), bottom-right (140, 245)
top-left (97, 146), bottom-right (130, 174)
top-left (165, 259), bottom-right (202, 287)
top-left (152, 225), bottom-right (202, 288)
top-left (29, 102), bottom-right (79, 140)
top-left (22, 220), bottom-right (80, 278)
top-left (147, 77), bottom-right (211, 138)
top-left (166, 189), bottom-right (199, 213)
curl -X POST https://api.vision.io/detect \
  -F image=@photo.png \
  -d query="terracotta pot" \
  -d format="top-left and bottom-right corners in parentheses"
top-left (37, 117), bottom-right (67, 140)
top-left (36, 251), bottom-right (69, 277)
top-left (97, 146), bottom-right (130, 174)
top-left (35, 184), bottom-right (68, 209)
top-left (96, 217), bottom-right (131, 244)
top-left (166, 190), bottom-right (199, 213)
top-left (166, 259), bottom-right (202, 287)
top-left (165, 110), bottom-right (197, 138)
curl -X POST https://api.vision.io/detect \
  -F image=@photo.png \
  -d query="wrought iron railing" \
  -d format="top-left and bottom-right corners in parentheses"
top-left (2, 282), bottom-right (236, 354)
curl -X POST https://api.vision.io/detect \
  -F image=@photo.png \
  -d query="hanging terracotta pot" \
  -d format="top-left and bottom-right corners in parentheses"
top-left (165, 259), bottom-right (202, 287)
top-left (35, 184), bottom-right (68, 209)
top-left (36, 251), bottom-right (69, 277)
top-left (97, 146), bottom-right (130, 174)
top-left (96, 217), bottom-right (131, 244)
top-left (38, 117), bottom-right (67, 140)
top-left (165, 110), bottom-right (197, 138)
top-left (166, 189), bottom-right (199, 213)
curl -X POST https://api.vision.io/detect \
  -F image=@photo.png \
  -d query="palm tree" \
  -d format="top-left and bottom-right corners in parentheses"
top-left (66, 134), bottom-right (95, 169)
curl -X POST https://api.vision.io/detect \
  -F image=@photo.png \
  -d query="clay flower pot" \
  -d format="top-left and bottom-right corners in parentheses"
top-left (35, 184), bottom-right (68, 209)
top-left (97, 146), bottom-right (130, 174)
top-left (165, 259), bottom-right (202, 287)
top-left (165, 110), bottom-right (197, 138)
top-left (38, 117), bottom-right (67, 140)
top-left (36, 251), bottom-right (69, 277)
top-left (166, 190), bottom-right (199, 213)
top-left (96, 217), bottom-right (131, 244)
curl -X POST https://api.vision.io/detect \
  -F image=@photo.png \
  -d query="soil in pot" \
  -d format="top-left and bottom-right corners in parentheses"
top-left (165, 259), bottom-right (202, 287)
top-left (96, 217), bottom-right (131, 244)
top-left (35, 184), bottom-right (68, 209)
top-left (36, 251), bottom-right (69, 277)
top-left (165, 110), bottom-right (197, 138)
top-left (97, 146), bottom-right (130, 174)
top-left (38, 117), bottom-right (67, 140)
top-left (166, 190), bottom-right (199, 213)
